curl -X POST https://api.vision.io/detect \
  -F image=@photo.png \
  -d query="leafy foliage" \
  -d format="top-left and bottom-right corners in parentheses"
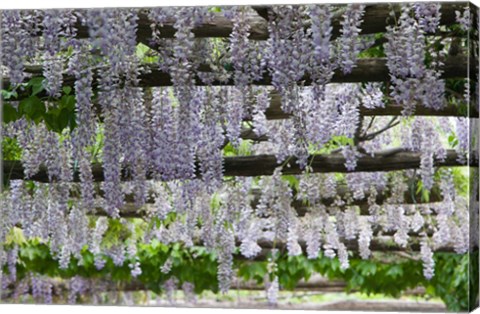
top-left (3, 78), bottom-right (77, 133)
top-left (5, 237), bottom-right (472, 310)
top-left (0, 3), bottom-right (476, 310)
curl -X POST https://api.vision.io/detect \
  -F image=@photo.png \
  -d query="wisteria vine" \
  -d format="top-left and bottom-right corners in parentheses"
top-left (0, 3), bottom-right (478, 305)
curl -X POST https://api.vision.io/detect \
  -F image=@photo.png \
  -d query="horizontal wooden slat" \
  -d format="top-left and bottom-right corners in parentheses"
top-left (253, 3), bottom-right (463, 40)
top-left (236, 238), bottom-right (458, 256)
top-left (264, 93), bottom-right (475, 119)
top-left (31, 4), bottom-right (464, 43)
top-left (5, 56), bottom-right (468, 94)
top-left (2, 149), bottom-right (473, 183)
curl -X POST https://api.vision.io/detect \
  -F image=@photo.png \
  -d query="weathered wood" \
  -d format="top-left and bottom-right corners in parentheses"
top-left (114, 278), bottom-right (422, 295)
top-left (96, 186), bottom-right (444, 218)
top-left (6, 56), bottom-right (468, 94)
top-left (2, 149), bottom-right (473, 183)
top-left (99, 203), bottom-right (441, 220)
top-left (0, 276), bottom-right (427, 297)
top-left (242, 238), bottom-right (457, 254)
top-left (33, 4), bottom-right (463, 43)
top-left (253, 3), bottom-right (463, 40)
top-left (264, 92), bottom-right (475, 120)
top-left (223, 150), bottom-right (471, 177)
top-left (314, 300), bottom-right (446, 312)
top-left (234, 241), bottom-right (465, 263)
top-left (151, 300), bottom-right (445, 311)
top-left (71, 11), bottom-right (269, 41)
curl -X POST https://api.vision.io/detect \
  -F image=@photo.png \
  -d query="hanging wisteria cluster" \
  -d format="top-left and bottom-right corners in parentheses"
top-left (0, 2), bottom-right (478, 304)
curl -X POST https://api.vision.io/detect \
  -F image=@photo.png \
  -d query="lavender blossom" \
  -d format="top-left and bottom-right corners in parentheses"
top-left (338, 4), bottom-right (366, 74)
top-left (361, 83), bottom-right (385, 109)
top-left (266, 276), bottom-right (279, 306)
top-left (308, 5), bottom-right (335, 99)
top-left (358, 219), bottom-right (372, 259)
top-left (456, 6), bottom-right (471, 31)
top-left (342, 145), bottom-right (361, 171)
top-left (420, 239), bottom-right (435, 280)
top-left (414, 3), bottom-right (441, 33)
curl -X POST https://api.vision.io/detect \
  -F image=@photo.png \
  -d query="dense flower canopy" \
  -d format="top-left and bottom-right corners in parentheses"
top-left (0, 2), bottom-right (479, 307)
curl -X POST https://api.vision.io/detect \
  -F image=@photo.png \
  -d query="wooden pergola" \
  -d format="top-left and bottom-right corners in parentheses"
top-left (0, 2), bottom-right (478, 307)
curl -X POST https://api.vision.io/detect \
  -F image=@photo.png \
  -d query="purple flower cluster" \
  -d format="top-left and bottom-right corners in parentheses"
top-left (414, 3), bottom-right (441, 33)
top-left (420, 238), bottom-right (435, 280)
top-left (456, 6), bottom-right (471, 31)
top-left (267, 6), bottom-right (310, 112)
top-left (308, 5), bottom-right (334, 99)
top-left (342, 145), bottom-right (361, 171)
top-left (252, 87), bottom-right (271, 136)
top-left (266, 276), bottom-right (279, 306)
top-left (216, 225), bottom-right (235, 293)
top-left (361, 83), bottom-right (385, 109)
top-left (385, 5), bottom-right (444, 116)
top-left (1, 10), bottom-right (40, 86)
top-left (338, 4), bottom-right (366, 74)
top-left (0, 5), bottom-right (472, 292)
top-left (42, 10), bottom-right (77, 97)
top-left (230, 7), bottom-right (251, 88)
top-left (31, 275), bottom-right (53, 304)
top-left (68, 276), bottom-right (89, 304)
top-left (358, 218), bottom-right (372, 259)
top-left (455, 117), bottom-right (469, 164)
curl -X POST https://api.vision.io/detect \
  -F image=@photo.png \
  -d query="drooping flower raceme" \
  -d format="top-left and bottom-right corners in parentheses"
top-left (361, 83), bottom-right (385, 109)
top-left (338, 4), bottom-right (366, 74)
top-left (230, 7), bottom-right (251, 88)
top-left (414, 3), bottom-right (441, 33)
top-left (1, 10), bottom-right (39, 86)
top-left (420, 238), bottom-right (435, 280)
top-left (266, 276), bottom-right (279, 306)
top-left (385, 4), bottom-right (444, 115)
top-left (456, 6), bottom-right (471, 31)
top-left (42, 10), bottom-right (77, 97)
top-left (308, 5), bottom-right (335, 100)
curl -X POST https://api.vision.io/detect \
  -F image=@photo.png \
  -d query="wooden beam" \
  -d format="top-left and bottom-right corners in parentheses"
top-left (0, 277), bottom-right (427, 297)
top-left (241, 238), bottom-right (457, 254)
top-left (6, 56), bottom-right (468, 94)
top-left (223, 150), bottom-right (471, 177)
top-left (94, 185), bottom-right (444, 218)
top-left (313, 300), bottom-right (445, 312)
top-left (253, 3), bottom-right (463, 40)
top-left (2, 149), bottom-right (473, 183)
top-left (264, 93), bottom-right (475, 119)
top-left (71, 11), bottom-right (269, 41)
top-left (30, 4), bottom-right (463, 43)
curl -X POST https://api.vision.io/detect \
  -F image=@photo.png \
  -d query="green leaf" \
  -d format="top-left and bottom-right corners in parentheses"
top-left (422, 188), bottom-right (430, 202)
top-left (282, 175), bottom-right (299, 190)
top-left (386, 265), bottom-right (403, 278)
top-left (359, 262), bottom-right (377, 276)
top-left (44, 112), bottom-right (59, 131)
top-left (19, 96), bottom-right (46, 121)
top-left (223, 63), bottom-right (233, 71)
top-left (3, 103), bottom-right (20, 123)
top-left (2, 89), bottom-right (18, 100)
top-left (27, 77), bottom-right (45, 96)
top-left (5, 227), bottom-right (26, 245)
top-left (62, 86), bottom-right (72, 95)
top-left (238, 140), bottom-right (252, 156)
top-left (331, 135), bottom-right (354, 147)
top-left (57, 108), bottom-right (71, 131)
top-left (416, 181), bottom-right (423, 194)
top-left (288, 260), bottom-right (299, 275)
top-left (69, 111), bottom-right (77, 131)
top-left (210, 6), bottom-right (222, 12)
top-left (2, 137), bottom-right (22, 160)
top-left (59, 94), bottom-right (76, 111)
